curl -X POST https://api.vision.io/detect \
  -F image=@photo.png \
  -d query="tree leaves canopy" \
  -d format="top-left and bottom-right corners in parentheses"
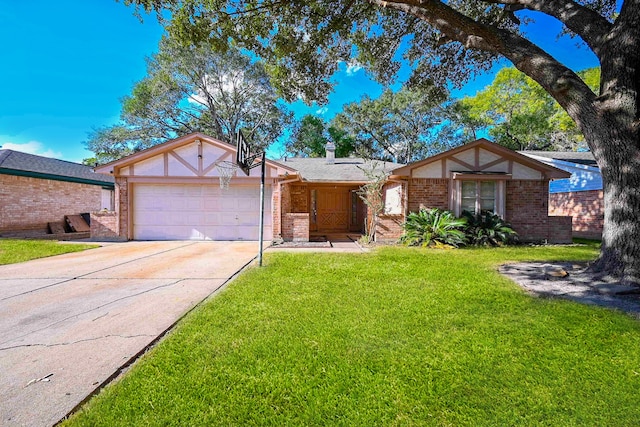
top-left (286, 115), bottom-right (355, 158)
top-left (85, 37), bottom-right (293, 163)
top-left (123, 0), bottom-right (615, 107)
top-left (459, 67), bottom-right (600, 151)
top-left (332, 85), bottom-right (470, 163)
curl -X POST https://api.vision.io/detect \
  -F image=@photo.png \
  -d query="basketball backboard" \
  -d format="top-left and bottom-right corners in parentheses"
top-left (235, 129), bottom-right (251, 176)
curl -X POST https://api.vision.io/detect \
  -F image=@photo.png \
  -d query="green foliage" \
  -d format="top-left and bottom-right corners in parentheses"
top-left (461, 210), bottom-right (518, 246)
top-left (400, 208), bottom-right (467, 248)
top-left (85, 38), bottom-right (293, 164)
top-left (459, 67), bottom-right (600, 151)
top-left (332, 85), bottom-right (459, 163)
top-left (286, 115), bottom-right (355, 158)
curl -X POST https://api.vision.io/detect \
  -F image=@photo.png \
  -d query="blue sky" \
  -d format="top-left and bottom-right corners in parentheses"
top-left (1, 1), bottom-right (599, 163)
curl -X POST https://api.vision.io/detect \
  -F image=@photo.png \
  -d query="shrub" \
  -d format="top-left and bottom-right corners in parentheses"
top-left (400, 208), bottom-right (467, 248)
top-left (461, 210), bottom-right (518, 246)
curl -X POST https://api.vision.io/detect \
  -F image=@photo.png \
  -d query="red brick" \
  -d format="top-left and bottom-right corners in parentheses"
top-left (549, 190), bottom-right (603, 239)
top-left (0, 174), bottom-right (103, 233)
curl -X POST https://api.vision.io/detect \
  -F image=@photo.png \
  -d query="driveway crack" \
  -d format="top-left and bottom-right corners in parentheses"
top-left (0, 279), bottom-right (187, 347)
top-left (0, 334), bottom-right (157, 352)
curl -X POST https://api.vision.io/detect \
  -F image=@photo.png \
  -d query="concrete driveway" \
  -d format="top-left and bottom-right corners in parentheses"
top-left (0, 241), bottom-right (260, 427)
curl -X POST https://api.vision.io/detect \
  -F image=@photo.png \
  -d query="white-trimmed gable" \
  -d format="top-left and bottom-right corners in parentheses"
top-left (402, 142), bottom-right (556, 181)
top-left (99, 134), bottom-right (295, 180)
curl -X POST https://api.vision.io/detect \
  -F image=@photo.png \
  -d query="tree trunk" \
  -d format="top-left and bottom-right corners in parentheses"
top-left (586, 2), bottom-right (640, 286)
top-left (588, 129), bottom-right (640, 286)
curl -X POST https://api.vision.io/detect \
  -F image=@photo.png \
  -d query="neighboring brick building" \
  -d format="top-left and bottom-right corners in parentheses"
top-left (0, 150), bottom-right (114, 234)
top-left (520, 151), bottom-right (603, 239)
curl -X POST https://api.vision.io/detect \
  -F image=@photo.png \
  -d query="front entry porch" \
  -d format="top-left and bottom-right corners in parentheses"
top-left (280, 183), bottom-right (366, 242)
top-left (309, 185), bottom-right (365, 234)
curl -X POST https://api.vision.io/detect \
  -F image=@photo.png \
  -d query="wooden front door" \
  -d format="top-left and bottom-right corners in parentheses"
top-left (315, 187), bottom-right (350, 232)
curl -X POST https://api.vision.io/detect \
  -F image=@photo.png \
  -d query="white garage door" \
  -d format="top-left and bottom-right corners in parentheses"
top-left (133, 184), bottom-right (272, 241)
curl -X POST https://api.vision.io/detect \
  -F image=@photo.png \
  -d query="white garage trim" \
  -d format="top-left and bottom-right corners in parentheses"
top-left (132, 183), bottom-right (272, 241)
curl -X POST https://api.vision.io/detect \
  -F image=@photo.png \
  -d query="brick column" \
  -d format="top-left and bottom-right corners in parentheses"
top-left (115, 177), bottom-right (129, 240)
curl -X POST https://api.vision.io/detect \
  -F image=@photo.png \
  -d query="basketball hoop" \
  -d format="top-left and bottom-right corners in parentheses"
top-left (214, 161), bottom-right (238, 189)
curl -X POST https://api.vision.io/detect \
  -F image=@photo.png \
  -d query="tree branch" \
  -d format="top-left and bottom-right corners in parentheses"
top-left (480, 0), bottom-right (613, 57)
top-left (370, 0), bottom-right (599, 136)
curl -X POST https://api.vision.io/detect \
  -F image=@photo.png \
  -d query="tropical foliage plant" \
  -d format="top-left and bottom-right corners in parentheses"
top-left (461, 210), bottom-right (518, 246)
top-left (399, 208), bottom-right (467, 248)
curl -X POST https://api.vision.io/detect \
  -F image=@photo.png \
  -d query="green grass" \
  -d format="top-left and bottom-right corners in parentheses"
top-left (0, 239), bottom-right (98, 265)
top-left (64, 242), bottom-right (640, 426)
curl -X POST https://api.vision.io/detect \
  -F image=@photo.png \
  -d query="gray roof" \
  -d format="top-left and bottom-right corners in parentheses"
top-left (279, 157), bottom-right (403, 182)
top-left (0, 149), bottom-right (114, 186)
top-left (519, 150), bottom-right (597, 166)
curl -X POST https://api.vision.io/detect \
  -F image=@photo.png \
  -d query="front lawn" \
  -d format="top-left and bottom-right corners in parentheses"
top-left (65, 243), bottom-right (640, 426)
top-left (0, 239), bottom-right (98, 265)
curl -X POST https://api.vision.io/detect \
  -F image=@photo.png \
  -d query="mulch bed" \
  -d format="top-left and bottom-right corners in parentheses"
top-left (500, 262), bottom-right (640, 318)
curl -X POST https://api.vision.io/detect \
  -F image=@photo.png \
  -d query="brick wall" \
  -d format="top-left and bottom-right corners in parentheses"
top-left (549, 190), bottom-right (603, 239)
top-left (272, 184), bottom-right (282, 238)
top-left (282, 213), bottom-right (309, 241)
top-left (90, 211), bottom-right (124, 241)
top-left (0, 174), bottom-right (103, 232)
top-left (376, 214), bottom-right (404, 242)
top-left (408, 178), bottom-right (449, 212)
top-left (115, 177), bottom-right (129, 239)
top-left (290, 184), bottom-right (308, 213)
top-left (548, 216), bottom-right (573, 244)
top-left (506, 180), bottom-right (548, 241)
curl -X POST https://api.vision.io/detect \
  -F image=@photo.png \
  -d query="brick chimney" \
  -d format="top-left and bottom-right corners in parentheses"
top-left (325, 142), bottom-right (335, 164)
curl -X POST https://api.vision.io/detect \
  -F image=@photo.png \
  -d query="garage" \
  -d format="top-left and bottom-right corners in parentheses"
top-left (93, 133), bottom-right (295, 242)
top-left (133, 184), bottom-right (272, 240)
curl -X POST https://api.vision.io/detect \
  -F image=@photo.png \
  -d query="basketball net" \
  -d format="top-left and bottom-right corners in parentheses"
top-left (214, 161), bottom-right (238, 189)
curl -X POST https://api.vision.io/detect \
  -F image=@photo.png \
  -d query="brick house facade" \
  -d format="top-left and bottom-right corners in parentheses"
top-left (90, 134), bottom-right (572, 244)
top-left (520, 152), bottom-right (603, 239)
top-left (549, 190), bottom-right (604, 239)
top-left (385, 139), bottom-right (573, 243)
top-left (0, 149), bottom-right (114, 235)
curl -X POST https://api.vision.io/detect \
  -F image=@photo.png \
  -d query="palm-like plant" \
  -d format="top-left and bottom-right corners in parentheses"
top-left (400, 208), bottom-right (467, 248)
top-left (461, 210), bottom-right (517, 246)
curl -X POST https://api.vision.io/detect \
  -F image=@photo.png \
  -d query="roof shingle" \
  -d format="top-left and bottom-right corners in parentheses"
top-left (0, 149), bottom-right (114, 186)
top-left (279, 157), bottom-right (403, 182)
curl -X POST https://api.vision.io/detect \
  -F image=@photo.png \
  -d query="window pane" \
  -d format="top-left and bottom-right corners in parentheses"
top-left (480, 181), bottom-right (495, 211)
top-left (461, 199), bottom-right (475, 213)
top-left (461, 181), bottom-right (476, 197)
top-left (480, 197), bottom-right (495, 211)
top-left (480, 181), bottom-right (495, 197)
top-left (460, 181), bottom-right (476, 213)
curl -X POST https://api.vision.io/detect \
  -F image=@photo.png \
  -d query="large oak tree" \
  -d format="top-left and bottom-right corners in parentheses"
top-left (86, 37), bottom-right (292, 163)
top-left (124, 0), bottom-right (640, 284)
top-left (332, 85), bottom-right (457, 163)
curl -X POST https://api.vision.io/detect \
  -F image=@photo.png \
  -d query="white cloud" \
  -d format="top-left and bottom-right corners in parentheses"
top-left (316, 106), bottom-right (329, 115)
top-left (1, 141), bottom-right (63, 159)
top-left (346, 61), bottom-right (363, 76)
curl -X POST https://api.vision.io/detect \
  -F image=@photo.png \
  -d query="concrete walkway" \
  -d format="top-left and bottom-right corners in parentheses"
top-left (0, 241), bottom-right (259, 427)
top-left (267, 234), bottom-right (368, 253)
